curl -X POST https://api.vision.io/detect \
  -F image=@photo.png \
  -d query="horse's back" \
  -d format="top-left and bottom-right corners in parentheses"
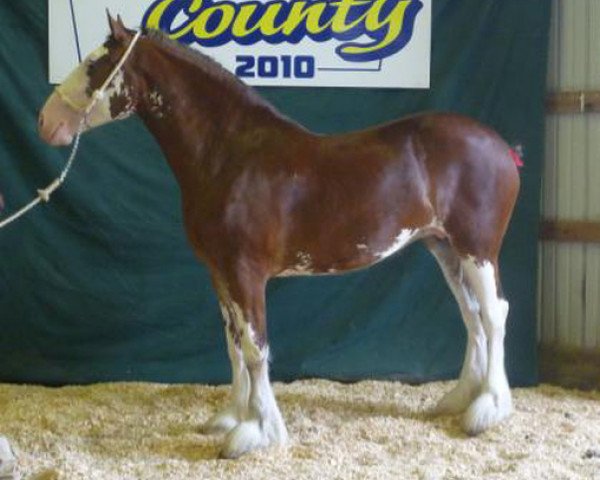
top-left (318, 112), bottom-right (520, 261)
top-left (319, 112), bottom-right (517, 178)
top-left (230, 112), bottom-right (520, 271)
top-left (374, 112), bottom-right (513, 161)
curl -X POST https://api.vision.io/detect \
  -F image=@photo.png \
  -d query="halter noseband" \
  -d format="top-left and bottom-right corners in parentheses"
top-left (54, 30), bottom-right (143, 116)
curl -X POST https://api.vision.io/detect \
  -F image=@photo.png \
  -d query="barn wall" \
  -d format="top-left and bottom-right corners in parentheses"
top-left (540, 0), bottom-right (600, 352)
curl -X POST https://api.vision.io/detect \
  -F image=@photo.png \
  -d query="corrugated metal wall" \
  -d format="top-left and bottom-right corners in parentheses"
top-left (540, 0), bottom-right (600, 349)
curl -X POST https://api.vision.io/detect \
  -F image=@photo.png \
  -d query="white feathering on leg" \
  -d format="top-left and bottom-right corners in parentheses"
top-left (220, 308), bottom-right (288, 458)
top-left (427, 242), bottom-right (487, 416)
top-left (461, 259), bottom-right (512, 434)
top-left (202, 301), bottom-right (250, 435)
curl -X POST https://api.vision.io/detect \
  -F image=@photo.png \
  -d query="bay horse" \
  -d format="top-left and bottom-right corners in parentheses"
top-left (38, 15), bottom-right (520, 458)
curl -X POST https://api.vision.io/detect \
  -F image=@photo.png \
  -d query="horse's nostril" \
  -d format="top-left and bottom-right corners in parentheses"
top-left (38, 114), bottom-right (44, 128)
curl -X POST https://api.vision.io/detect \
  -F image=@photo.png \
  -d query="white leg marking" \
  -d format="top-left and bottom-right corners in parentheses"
top-left (220, 315), bottom-right (288, 458)
top-left (218, 303), bottom-right (287, 458)
top-left (429, 245), bottom-right (487, 415)
top-left (461, 259), bottom-right (512, 435)
top-left (201, 302), bottom-right (250, 435)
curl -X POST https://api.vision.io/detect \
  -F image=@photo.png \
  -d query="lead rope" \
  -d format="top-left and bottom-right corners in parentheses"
top-left (0, 120), bottom-right (84, 229)
top-left (0, 30), bottom-right (142, 230)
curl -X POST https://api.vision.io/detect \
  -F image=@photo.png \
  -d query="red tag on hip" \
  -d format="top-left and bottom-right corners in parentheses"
top-left (509, 149), bottom-right (524, 168)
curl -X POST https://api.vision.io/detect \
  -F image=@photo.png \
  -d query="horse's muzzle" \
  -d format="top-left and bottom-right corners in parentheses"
top-left (38, 92), bottom-right (79, 147)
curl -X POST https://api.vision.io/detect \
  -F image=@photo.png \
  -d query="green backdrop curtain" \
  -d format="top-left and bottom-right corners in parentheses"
top-left (0, 1), bottom-right (550, 386)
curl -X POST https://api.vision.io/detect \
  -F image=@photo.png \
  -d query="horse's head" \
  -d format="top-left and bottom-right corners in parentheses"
top-left (39, 14), bottom-right (140, 146)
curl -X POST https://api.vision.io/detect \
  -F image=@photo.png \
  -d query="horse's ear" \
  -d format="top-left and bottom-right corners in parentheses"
top-left (116, 15), bottom-right (127, 31)
top-left (107, 9), bottom-right (118, 35)
top-left (106, 10), bottom-right (130, 42)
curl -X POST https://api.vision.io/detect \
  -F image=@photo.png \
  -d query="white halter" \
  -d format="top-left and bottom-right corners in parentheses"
top-left (0, 31), bottom-right (142, 229)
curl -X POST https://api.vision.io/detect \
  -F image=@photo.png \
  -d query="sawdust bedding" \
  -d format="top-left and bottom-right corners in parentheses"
top-left (0, 379), bottom-right (599, 479)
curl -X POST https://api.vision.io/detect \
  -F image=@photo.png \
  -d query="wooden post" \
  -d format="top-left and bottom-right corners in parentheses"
top-left (540, 221), bottom-right (600, 244)
top-left (546, 90), bottom-right (600, 114)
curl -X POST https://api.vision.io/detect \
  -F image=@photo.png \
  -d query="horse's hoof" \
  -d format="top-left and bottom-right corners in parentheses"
top-left (0, 437), bottom-right (18, 480)
top-left (200, 407), bottom-right (239, 435)
top-left (432, 382), bottom-right (479, 416)
top-left (462, 391), bottom-right (512, 435)
top-left (220, 420), bottom-right (268, 459)
top-left (219, 417), bottom-right (288, 459)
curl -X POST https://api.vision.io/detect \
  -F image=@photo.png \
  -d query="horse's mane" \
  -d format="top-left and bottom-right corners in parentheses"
top-left (143, 29), bottom-right (268, 106)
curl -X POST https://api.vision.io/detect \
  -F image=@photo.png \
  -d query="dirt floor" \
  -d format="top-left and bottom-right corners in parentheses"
top-left (1, 379), bottom-right (600, 479)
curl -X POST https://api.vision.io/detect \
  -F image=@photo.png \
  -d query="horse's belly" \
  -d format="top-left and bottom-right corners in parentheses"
top-left (275, 226), bottom-right (428, 278)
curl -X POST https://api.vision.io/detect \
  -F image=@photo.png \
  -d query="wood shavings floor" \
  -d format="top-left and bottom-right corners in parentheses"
top-left (1, 380), bottom-right (599, 479)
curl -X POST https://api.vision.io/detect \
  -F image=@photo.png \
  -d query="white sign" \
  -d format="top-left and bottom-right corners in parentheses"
top-left (49, 0), bottom-right (431, 88)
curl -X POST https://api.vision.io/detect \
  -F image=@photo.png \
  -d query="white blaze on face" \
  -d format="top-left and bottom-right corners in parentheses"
top-left (39, 40), bottom-right (136, 146)
top-left (55, 45), bottom-right (134, 128)
top-left (58, 46), bottom-right (108, 108)
top-left (56, 46), bottom-right (110, 126)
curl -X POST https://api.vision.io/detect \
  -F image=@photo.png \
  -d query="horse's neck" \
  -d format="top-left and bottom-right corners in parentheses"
top-left (135, 57), bottom-right (228, 182)
top-left (134, 47), bottom-right (273, 186)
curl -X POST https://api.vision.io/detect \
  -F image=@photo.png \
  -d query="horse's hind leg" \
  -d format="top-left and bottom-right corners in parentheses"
top-left (461, 257), bottom-right (512, 435)
top-left (425, 238), bottom-right (487, 415)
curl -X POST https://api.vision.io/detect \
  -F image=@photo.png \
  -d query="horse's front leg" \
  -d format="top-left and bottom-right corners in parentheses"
top-left (201, 300), bottom-right (250, 434)
top-left (213, 271), bottom-right (288, 459)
